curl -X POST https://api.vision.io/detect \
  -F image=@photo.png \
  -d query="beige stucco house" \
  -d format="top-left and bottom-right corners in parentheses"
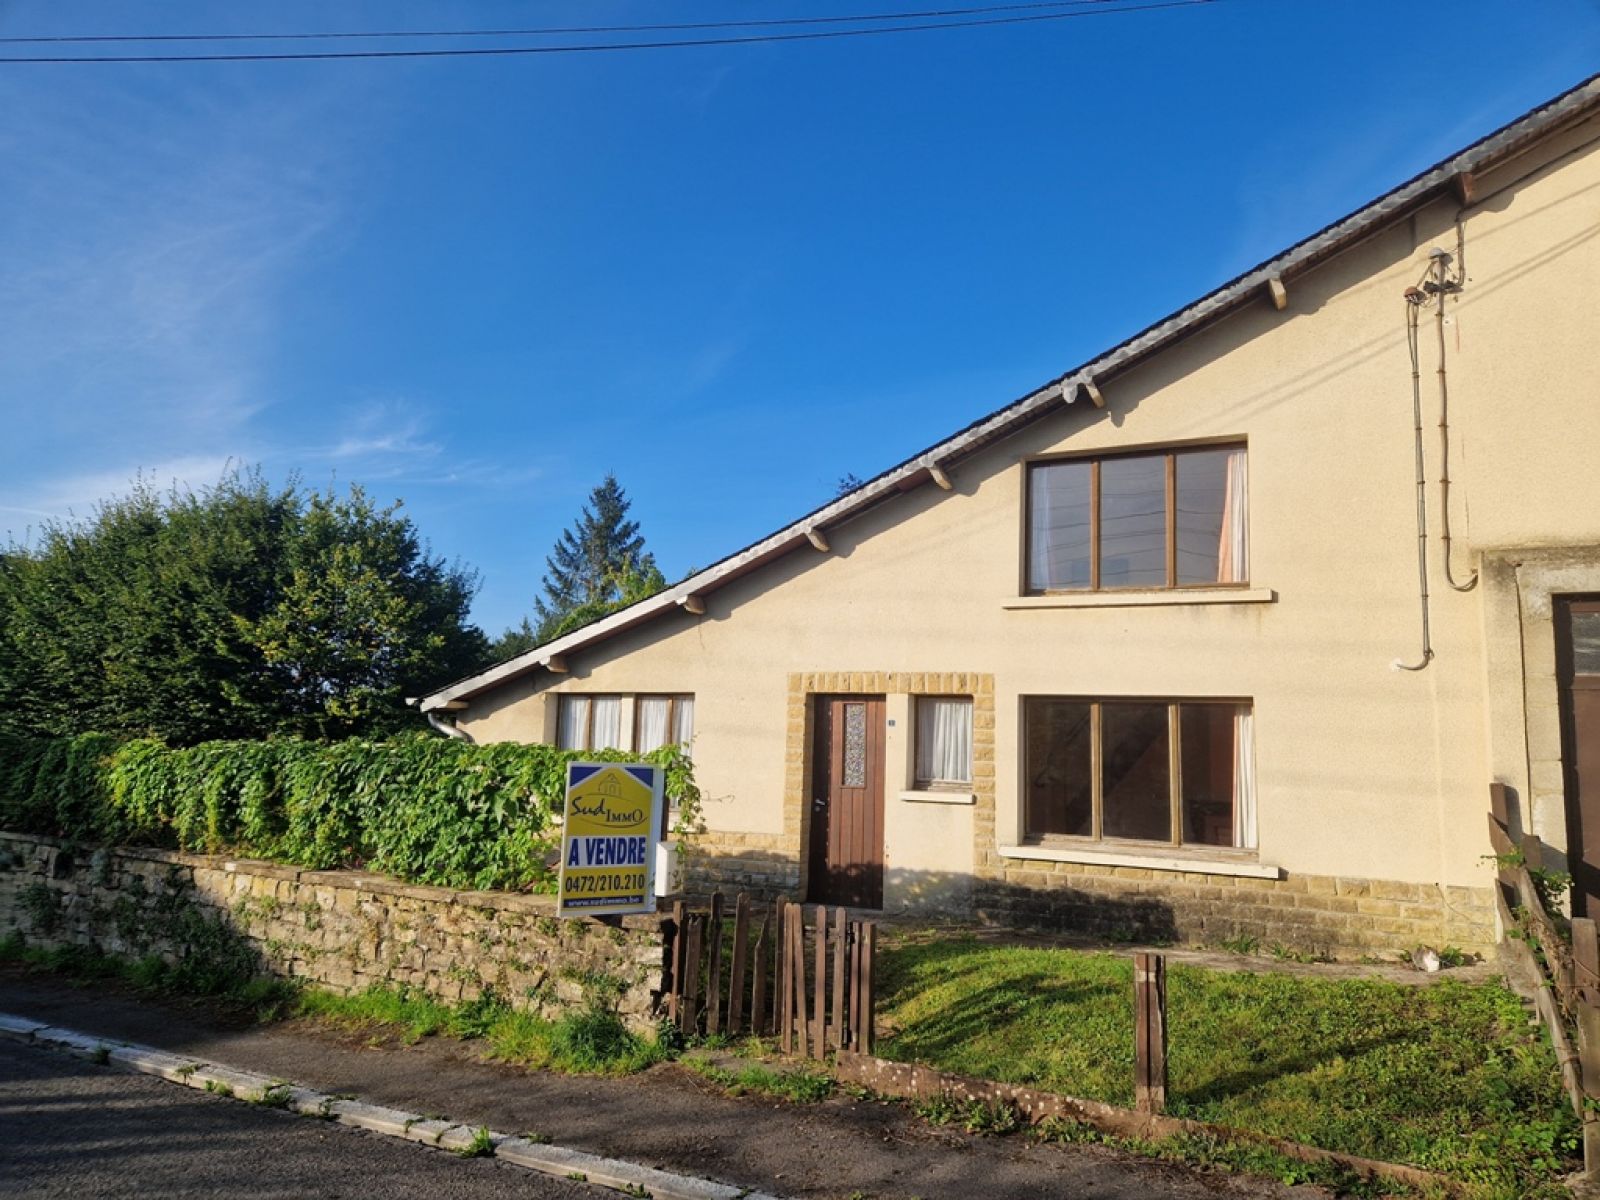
top-left (421, 72), bottom-right (1600, 957)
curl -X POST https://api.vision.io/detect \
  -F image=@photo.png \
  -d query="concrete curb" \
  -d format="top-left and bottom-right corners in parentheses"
top-left (0, 1011), bottom-right (783, 1200)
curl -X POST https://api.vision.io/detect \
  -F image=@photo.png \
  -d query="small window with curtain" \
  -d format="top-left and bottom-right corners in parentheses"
top-left (635, 694), bottom-right (695, 755)
top-left (557, 694), bottom-right (624, 751)
top-left (1023, 696), bottom-right (1256, 850)
top-left (1027, 443), bottom-right (1248, 593)
top-left (915, 696), bottom-right (973, 789)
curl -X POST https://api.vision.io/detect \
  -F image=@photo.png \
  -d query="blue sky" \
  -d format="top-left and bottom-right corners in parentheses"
top-left (3, 0), bottom-right (1599, 639)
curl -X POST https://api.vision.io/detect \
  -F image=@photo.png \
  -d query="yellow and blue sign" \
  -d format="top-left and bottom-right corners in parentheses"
top-left (556, 762), bottom-right (664, 917)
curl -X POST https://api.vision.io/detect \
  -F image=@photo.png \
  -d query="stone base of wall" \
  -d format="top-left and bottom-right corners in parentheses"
top-left (681, 829), bottom-right (1497, 957)
top-left (974, 861), bottom-right (1498, 958)
top-left (681, 831), bottom-right (799, 898)
top-left (0, 833), bottom-right (667, 1030)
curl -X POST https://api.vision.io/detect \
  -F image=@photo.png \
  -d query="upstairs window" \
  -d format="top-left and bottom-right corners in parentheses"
top-left (635, 694), bottom-right (695, 755)
top-left (914, 697), bottom-right (973, 788)
top-left (557, 694), bottom-right (624, 751)
top-left (1023, 697), bottom-right (1256, 850)
top-left (1027, 444), bottom-right (1248, 592)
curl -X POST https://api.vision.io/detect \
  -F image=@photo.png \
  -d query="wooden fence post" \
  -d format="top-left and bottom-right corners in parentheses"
top-left (848, 920), bottom-right (863, 1051)
top-left (668, 900), bottom-right (686, 1023)
top-left (680, 915), bottom-right (703, 1035)
top-left (1572, 917), bottom-right (1600, 1179)
top-left (1576, 918), bottom-right (1600, 1009)
top-left (790, 904), bottom-right (810, 1058)
top-left (727, 893), bottom-right (751, 1034)
top-left (706, 892), bottom-right (725, 1036)
top-left (752, 902), bottom-right (771, 1037)
top-left (1134, 951), bottom-right (1167, 1115)
top-left (812, 906), bottom-right (828, 1059)
top-left (848, 921), bottom-right (877, 1056)
top-left (830, 906), bottom-right (847, 1051)
top-left (782, 901), bottom-right (798, 1054)
top-left (1522, 833), bottom-right (1545, 872)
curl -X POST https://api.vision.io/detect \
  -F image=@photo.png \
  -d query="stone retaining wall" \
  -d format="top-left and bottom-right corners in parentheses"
top-left (0, 832), bottom-right (667, 1029)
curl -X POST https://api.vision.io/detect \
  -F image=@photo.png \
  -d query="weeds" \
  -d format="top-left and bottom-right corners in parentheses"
top-left (1216, 933), bottom-right (1260, 956)
top-left (0, 932), bottom-right (296, 1020)
top-left (297, 983), bottom-right (667, 1076)
top-left (254, 1083), bottom-right (293, 1109)
top-left (681, 1057), bottom-right (833, 1103)
top-left (455, 1126), bottom-right (495, 1158)
top-left (911, 1093), bottom-right (1022, 1136)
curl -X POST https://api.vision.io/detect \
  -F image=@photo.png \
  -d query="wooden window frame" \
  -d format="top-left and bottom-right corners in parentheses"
top-left (1022, 695), bottom-right (1252, 851)
top-left (913, 695), bottom-right (974, 790)
top-left (633, 693), bottom-right (694, 753)
top-left (1024, 441), bottom-right (1248, 595)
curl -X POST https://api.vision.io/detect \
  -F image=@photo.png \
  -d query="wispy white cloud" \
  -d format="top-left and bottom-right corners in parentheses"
top-left (0, 65), bottom-right (366, 524)
top-left (310, 399), bottom-right (444, 464)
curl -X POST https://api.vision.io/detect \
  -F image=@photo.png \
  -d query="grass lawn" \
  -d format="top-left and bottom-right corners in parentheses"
top-left (875, 936), bottom-right (1577, 1196)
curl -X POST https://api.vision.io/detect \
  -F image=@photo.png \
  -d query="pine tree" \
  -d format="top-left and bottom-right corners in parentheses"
top-left (532, 474), bottom-right (659, 641)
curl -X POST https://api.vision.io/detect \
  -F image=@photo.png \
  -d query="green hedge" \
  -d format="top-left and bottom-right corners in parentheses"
top-left (0, 733), bottom-right (698, 893)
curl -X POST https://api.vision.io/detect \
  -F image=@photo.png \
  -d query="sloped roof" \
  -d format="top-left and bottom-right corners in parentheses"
top-left (420, 68), bottom-right (1600, 712)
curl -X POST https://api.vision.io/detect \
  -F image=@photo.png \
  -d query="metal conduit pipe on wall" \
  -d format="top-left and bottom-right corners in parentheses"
top-left (1430, 250), bottom-right (1479, 593)
top-left (1394, 291), bottom-right (1434, 672)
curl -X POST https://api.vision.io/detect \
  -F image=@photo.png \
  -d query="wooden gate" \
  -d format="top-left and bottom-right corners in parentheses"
top-left (662, 893), bottom-right (876, 1057)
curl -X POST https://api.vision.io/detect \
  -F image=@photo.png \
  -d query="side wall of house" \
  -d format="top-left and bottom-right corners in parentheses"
top-left (459, 115), bottom-right (1600, 957)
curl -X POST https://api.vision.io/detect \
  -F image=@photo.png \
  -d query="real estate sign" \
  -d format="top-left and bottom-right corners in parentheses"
top-left (556, 762), bottom-right (663, 917)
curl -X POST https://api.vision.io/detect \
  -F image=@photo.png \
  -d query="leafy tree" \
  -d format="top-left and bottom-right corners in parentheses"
top-left (0, 469), bottom-right (488, 743)
top-left (540, 557), bottom-right (667, 643)
top-left (489, 618), bottom-right (541, 662)
top-left (531, 474), bottom-right (662, 641)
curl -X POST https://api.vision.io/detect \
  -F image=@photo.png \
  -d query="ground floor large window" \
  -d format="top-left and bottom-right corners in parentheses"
top-left (1023, 697), bottom-right (1255, 849)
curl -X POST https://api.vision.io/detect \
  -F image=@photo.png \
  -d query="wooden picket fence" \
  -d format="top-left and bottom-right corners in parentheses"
top-left (1489, 782), bottom-right (1600, 1176)
top-left (662, 893), bottom-right (876, 1057)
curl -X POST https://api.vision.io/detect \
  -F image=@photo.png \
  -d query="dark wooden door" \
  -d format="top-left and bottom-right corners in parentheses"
top-left (1559, 597), bottom-right (1600, 917)
top-left (808, 695), bottom-right (886, 909)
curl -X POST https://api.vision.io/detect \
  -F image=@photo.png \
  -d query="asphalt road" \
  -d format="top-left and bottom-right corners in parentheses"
top-left (0, 1039), bottom-right (600, 1199)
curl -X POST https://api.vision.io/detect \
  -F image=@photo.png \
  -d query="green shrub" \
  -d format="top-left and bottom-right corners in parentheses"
top-left (0, 732), bottom-right (699, 893)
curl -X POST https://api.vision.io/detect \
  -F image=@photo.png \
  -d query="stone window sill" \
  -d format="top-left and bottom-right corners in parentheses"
top-left (998, 843), bottom-right (1281, 880)
top-left (899, 789), bottom-right (975, 805)
top-left (1002, 587), bottom-right (1276, 611)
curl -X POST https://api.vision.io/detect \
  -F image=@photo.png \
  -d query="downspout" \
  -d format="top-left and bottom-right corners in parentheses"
top-left (427, 710), bottom-right (473, 742)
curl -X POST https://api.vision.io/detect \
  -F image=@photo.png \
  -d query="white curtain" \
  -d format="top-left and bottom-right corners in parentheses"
top-left (1029, 468), bottom-right (1055, 591)
top-left (591, 695), bottom-right (623, 750)
top-left (672, 696), bottom-right (695, 752)
top-left (1232, 706), bottom-right (1257, 849)
top-left (1217, 448), bottom-right (1249, 583)
top-left (636, 696), bottom-right (671, 753)
top-left (917, 697), bottom-right (973, 785)
top-left (557, 696), bottom-right (590, 751)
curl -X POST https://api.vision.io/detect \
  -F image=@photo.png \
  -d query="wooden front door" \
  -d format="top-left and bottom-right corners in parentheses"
top-left (808, 694), bottom-right (886, 909)
top-left (1559, 597), bottom-right (1600, 917)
